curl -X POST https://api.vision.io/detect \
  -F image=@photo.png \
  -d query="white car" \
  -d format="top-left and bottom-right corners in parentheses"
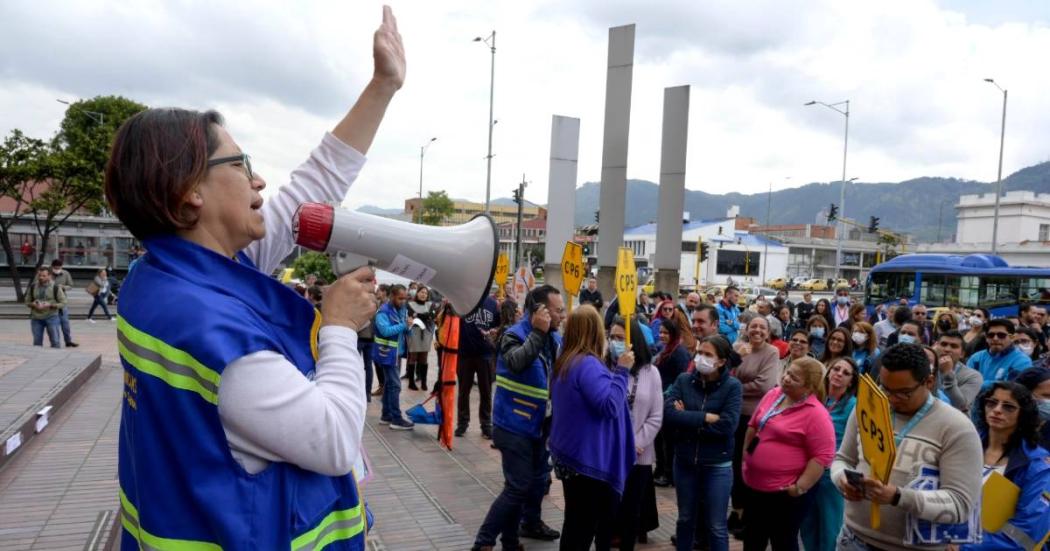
top-left (790, 276), bottom-right (810, 288)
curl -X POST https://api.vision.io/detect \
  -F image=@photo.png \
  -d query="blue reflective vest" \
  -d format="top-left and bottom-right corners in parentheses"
top-left (493, 318), bottom-right (561, 438)
top-left (117, 235), bottom-right (365, 550)
top-left (372, 301), bottom-right (407, 368)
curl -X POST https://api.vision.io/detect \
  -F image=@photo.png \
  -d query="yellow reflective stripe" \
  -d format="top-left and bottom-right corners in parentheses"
top-left (374, 337), bottom-right (399, 347)
top-left (120, 488), bottom-right (221, 551)
top-left (310, 309), bottom-right (322, 362)
top-left (117, 316), bottom-right (220, 388)
top-left (512, 397), bottom-right (539, 409)
top-left (495, 375), bottom-right (548, 400)
top-left (118, 340), bottom-right (218, 405)
top-left (512, 409), bottom-right (533, 418)
top-left (291, 504), bottom-right (365, 551)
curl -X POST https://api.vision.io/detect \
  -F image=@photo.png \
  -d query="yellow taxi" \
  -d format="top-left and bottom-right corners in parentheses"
top-left (799, 279), bottom-right (828, 291)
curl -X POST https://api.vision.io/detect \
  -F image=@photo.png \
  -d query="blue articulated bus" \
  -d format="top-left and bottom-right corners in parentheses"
top-left (864, 253), bottom-right (1050, 318)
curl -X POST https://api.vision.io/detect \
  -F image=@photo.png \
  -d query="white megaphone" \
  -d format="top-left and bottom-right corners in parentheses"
top-left (293, 203), bottom-right (499, 315)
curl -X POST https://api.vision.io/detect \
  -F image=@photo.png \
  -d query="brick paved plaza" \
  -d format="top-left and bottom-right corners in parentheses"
top-left (0, 309), bottom-right (728, 550)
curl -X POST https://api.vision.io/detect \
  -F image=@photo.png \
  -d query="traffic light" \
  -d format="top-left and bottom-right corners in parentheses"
top-left (699, 242), bottom-right (709, 262)
top-left (827, 203), bottom-right (838, 223)
top-left (582, 243), bottom-right (591, 256)
top-left (868, 216), bottom-right (880, 234)
top-left (594, 210), bottom-right (600, 223)
top-left (512, 188), bottom-right (521, 205)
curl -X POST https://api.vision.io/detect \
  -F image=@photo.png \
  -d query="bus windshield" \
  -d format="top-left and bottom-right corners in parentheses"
top-left (867, 272), bottom-right (914, 305)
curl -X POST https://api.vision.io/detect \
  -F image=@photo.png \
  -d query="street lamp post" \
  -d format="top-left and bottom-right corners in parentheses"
top-left (760, 176), bottom-right (790, 284)
top-left (56, 99), bottom-right (104, 126)
top-left (474, 31), bottom-right (496, 214)
top-left (805, 99), bottom-right (850, 281)
top-left (417, 137), bottom-right (437, 223)
top-left (984, 78), bottom-right (1008, 255)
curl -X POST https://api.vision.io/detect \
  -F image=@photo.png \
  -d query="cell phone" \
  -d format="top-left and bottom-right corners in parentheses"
top-left (844, 469), bottom-right (864, 490)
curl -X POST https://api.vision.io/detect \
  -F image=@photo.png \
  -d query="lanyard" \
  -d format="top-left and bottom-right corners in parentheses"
top-left (758, 394), bottom-right (790, 433)
top-left (825, 396), bottom-right (840, 412)
top-left (893, 394), bottom-right (935, 447)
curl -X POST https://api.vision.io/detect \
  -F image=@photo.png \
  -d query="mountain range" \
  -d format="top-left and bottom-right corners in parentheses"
top-left (568, 161), bottom-right (1050, 242)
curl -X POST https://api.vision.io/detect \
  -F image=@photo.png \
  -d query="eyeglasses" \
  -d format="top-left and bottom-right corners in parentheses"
top-left (984, 399), bottom-right (1019, 414)
top-left (661, 307), bottom-right (674, 312)
top-left (207, 153), bottom-right (254, 181)
top-left (986, 332), bottom-right (1011, 340)
top-left (789, 338), bottom-right (809, 344)
top-left (879, 382), bottom-right (924, 400)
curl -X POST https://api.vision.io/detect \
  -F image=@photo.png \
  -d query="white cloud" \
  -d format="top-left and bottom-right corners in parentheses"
top-left (1, 0), bottom-right (1048, 212)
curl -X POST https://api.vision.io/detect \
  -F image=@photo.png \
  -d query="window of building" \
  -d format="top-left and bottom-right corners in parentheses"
top-left (1039, 224), bottom-right (1049, 241)
top-left (716, 250), bottom-right (761, 276)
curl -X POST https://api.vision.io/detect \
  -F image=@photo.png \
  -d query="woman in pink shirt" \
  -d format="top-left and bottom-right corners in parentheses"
top-left (741, 357), bottom-right (835, 551)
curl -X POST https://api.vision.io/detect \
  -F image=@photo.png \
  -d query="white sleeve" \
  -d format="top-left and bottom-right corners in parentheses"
top-left (217, 326), bottom-right (367, 477)
top-left (244, 132), bottom-right (367, 276)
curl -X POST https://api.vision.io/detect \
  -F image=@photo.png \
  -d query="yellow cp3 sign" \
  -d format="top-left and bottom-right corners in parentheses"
top-left (856, 373), bottom-right (896, 529)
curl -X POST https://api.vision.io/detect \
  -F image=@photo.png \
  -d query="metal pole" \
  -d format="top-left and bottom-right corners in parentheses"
top-left (991, 89), bottom-right (1007, 254)
top-left (484, 32), bottom-right (496, 214)
top-left (417, 146), bottom-right (424, 223)
top-left (936, 200), bottom-right (945, 243)
top-left (762, 181), bottom-right (772, 283)
top-left (515, 174), bottom-right (526, 269)
top-left (835, 100), bottom-right (849, 282)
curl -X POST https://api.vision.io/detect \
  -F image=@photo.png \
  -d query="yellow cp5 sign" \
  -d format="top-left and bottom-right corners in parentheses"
top-left (615, 247), bottom-right (637, 347)
top-left (494, 253), bottom-right (510, 297)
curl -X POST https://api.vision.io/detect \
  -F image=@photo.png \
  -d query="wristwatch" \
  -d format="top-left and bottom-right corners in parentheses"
top-left (891, 487), bottom-right (902, 506)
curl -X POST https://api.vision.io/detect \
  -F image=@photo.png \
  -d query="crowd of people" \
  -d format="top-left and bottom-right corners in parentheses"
top-left (359, 280), bottom-right (1050, 551)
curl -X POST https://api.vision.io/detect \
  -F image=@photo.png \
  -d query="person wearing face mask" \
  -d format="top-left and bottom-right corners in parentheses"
top-left (653, 318), bottom-right (692, 487)
top-left (888, 319), bottom-right (923, 349)
top-left (1014, 367), bottom-right (1050, 451)
top-left (607, 317), bottom-right (660, 551)
top-left (933, 312), bottom-right (958, 341)
top-left (963, 308), bottom-right (991, 357)
top-left (1012, 327), bottom-right (1044, 363)
top-left (850, 322), bottom-right (879, 376)
top-left (960, 382), bottom-right (1050, 551)
top-left (741, 357), bottom-right (836, 551)
top-left (832, 287), bottom-right (852, 327)
top-left (801, 357), bottom-right (859, 551)
top-left (806, 316), bottom-right (830, 359)
top-left (665, 336), bottom-right (742, 551)
top-left (967, 319), bottom-right (1033, 391)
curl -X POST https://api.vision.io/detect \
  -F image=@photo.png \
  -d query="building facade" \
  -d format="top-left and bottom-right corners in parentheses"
top-left (403, 197), bottom-right (546, 226)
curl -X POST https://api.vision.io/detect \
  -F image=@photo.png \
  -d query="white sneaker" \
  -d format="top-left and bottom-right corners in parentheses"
top-left (88, 319), bottom-right (96, 324)
top-left (108, 317), bottom-right (115, 321)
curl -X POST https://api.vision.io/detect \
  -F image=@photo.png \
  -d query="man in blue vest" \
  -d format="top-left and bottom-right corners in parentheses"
top-left (472, 285), bottom-right (564, 551)
top-left (374, 284), bottom-right (415, 430)
top-left (717, 285), bottom-right (742, 343)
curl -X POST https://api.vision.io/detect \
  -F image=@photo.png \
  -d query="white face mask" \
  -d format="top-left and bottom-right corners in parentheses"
top-left (969, 316), bottom-right (984, 328)
top-left (1018, 344), bottom-right (1035, 356)
top-left (695, 354), bottom-right (717, 375)
top-left (852, 332), bottom-right (868, 345)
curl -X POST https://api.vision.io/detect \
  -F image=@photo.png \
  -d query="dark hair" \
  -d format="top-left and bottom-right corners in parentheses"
top-left (693, 303), bottom-right (718, 324)
top-left (1015, 367), bottom-right (1050, 391)
top-left (880, 343), bottom-right (931, 382)
top-left (307, 285), bottom-right (323, 302)
top-left (893, 305), bottom-right (913, 326)
top-left (659, 317), bottom-right (680, 341)
top-left (388, 284), bottom-right (406, 296)
top-left (725, 285), bottom-right (740, 294)
top-left (789, 329), bottom-right (811, 344)
top-left (985, 318), bottom-right (1015, 334)
top-left (499, 299), bottom-right (518, 327)
top-left (974, 308), bottom-right (991, 321)
top-left (524, 284), bottom-right (561, 313)
top-left (50, 259), bottom-right (63, 268)
top-left (105, 108), bottom-right (225, 239)
top-left (936, 330), bottom-right (965, 344)
top-left (701, 335), bottom-right (740, 370)
top-left (611, 316), bottom-right (653, 371)
top-left (822, 327), bottom-right (855, 362)
top-left (975, 381), bottom-right (1041, 449)
top-left (824, 356), bottom-right (860, 398)
top-left (1020, 303), bottom-right (1034, 316)
top-left (900, 319), bottom-right (923, 333)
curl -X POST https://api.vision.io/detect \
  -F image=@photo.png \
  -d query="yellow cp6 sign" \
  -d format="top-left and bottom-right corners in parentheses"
top-left (494, 253), bottom-right (510, 298)
top-left (615, 247), bottom-right (637, 348)
top-left (856, 373), bottom-right (896, 529)
top-left (560, 242), bottom-right (585, 312)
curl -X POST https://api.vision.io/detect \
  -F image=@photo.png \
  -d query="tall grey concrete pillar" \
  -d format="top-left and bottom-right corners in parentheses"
top-left (595, 24), bottom-right (635, 301)
top-left (653, 85), bottom-right (690, 296)
top-left (543, 115), bottom-right (581, 293)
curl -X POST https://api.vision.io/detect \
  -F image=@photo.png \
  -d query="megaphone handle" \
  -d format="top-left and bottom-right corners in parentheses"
top-left (331, 251), bottom-right (376, 277)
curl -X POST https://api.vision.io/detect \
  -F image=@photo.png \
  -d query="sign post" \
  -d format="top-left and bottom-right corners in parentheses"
top-left (856, 374), bottom-right (897, 529)
top-left (560, 242), bottom-right (585, 313)
top-left (494, 253), bottom-right (510, 300)
top-left (615, 247), bottom-right (637, 349)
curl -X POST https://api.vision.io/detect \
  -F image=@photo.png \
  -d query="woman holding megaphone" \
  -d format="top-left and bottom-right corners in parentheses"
top-left (103, 7), bottom-right (404, 549)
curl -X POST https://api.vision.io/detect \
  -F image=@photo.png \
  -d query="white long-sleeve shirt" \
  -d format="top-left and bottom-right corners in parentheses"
top-left (216, 132), bottom-right (368, 476)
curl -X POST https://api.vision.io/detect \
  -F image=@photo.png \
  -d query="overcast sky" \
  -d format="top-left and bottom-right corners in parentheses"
top-left (2, 0), bottom-right (1049, 210)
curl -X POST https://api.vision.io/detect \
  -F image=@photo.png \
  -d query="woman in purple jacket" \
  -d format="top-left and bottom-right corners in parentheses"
top-left (608, 316), bottom-right (661, 550)
top-left (549, 305), bottom-right (635, 551)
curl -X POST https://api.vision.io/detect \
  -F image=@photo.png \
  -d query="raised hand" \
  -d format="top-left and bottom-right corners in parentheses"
top-left (373, 5), bottom-right (405, 91)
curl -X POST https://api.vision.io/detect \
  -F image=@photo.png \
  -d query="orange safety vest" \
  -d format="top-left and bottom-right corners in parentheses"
top-left (436, 312), bottom-right (460, 450)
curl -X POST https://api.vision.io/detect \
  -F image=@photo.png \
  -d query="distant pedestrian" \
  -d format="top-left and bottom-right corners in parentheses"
top-left (406, 286), bottom-right (435, 390)
top-left (50, 259), bottom-right (78, 347)
top-left (26, 266), bottom-right (65, 348)
top-left (86, 268), bottom-right (115, 322)
top-left (579, 277), bottom-right (604, 311)
top-left (20, 240), bottom-right (33, 265)
top-left (374, 284), bottom-right (415, 430)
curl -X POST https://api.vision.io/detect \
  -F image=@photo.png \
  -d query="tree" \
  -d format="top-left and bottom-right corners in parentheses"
top-left (291, 251), bottom-right (336, 284)
top-left (0, 130), bottom-right (49, 301)
top-left (419, 190), bottom-right (454, 226)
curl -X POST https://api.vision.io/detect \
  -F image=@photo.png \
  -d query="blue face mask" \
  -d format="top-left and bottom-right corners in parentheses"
top-left (836, 296), bottom-right (849, 305)
top-left (809, 327), bottom-right (825, 339)
top-left (610, 340), bottom-right (626, 359)
top-left (898, 334), bottom-right (916, 345)
top-left (1038, 400), bottom-right (1050, 422)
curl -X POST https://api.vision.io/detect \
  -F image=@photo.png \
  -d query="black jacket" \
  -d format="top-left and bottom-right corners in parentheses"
top-left (663, 369), bottom-right (742, 466)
